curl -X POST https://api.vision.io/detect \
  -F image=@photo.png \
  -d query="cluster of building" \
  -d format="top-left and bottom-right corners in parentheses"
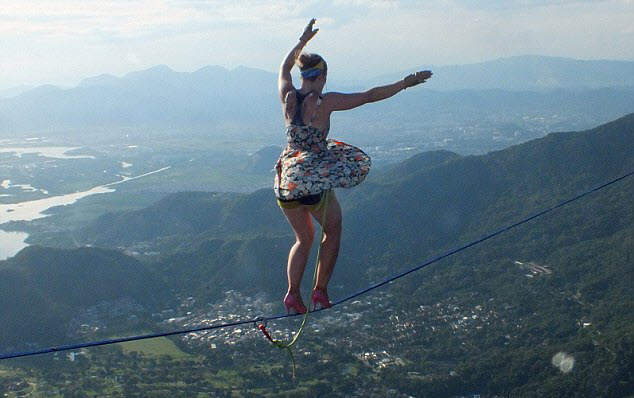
top-left (514, 260), bottom-right (553, 278)
top-left (67, 297), bottom-right (145, 338)
top-left (354, 350), bottom-right (406, 371)
top-left (160, 290), bottom-right (275, 349)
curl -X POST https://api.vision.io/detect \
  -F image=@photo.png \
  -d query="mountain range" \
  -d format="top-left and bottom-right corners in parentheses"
top-left (378, 55), bottom-right (634, 91)
top-left (74, 112), bottom-right (634, 290)
top-left (11, 113), bottom-right (631, 304)
top-left (1, 56), bottom-right (633, 135)
top-left (1, 113), bottom-right (632, 395)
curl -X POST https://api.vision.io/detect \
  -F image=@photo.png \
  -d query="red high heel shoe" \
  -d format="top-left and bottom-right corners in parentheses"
top-left (284, 293), bottom-right (307, 315)
top-left (311, 289), bottom-right (332, 310)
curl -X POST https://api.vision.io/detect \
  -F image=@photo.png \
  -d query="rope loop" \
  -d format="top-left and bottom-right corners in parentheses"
top-left (253, 317), bottom-right (267, 330)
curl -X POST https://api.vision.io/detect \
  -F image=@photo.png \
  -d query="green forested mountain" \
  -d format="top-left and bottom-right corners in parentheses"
top-left (1, 114), bottom-right (632, 396)
top-left (0, 246), bottom-right (166, 347)
top-left (75, 113), bottom-right (633, 298)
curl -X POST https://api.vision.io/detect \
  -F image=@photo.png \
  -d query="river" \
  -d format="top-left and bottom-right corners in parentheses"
top-left (0, 230), bottom-right (28, 260)
top-left (0, 166), bottom-right (170, 260)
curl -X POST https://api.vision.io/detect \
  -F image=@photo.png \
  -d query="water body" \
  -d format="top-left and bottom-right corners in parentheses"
top-left (0, 166), bottom-right (170, 258)
top-left (0, 185), bottom-right (116, 224)
top-left (1, 179), bottom-right (49, 195)
top-left (0, 230), bottom-right (28, 261)
top-left (0, 146), bottom-right (95, 159)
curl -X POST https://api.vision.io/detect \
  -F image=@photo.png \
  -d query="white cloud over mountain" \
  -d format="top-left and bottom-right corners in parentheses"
top-left (1, 0), bottom-right (632, 88)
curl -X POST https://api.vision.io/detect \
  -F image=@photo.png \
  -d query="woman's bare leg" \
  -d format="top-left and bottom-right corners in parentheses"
top-left (282, 206), bottom-right (315, 295)
top-left (309, 192), bottom-right (342, 293)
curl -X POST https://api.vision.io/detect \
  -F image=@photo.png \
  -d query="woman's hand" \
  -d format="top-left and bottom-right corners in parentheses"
top-left (403, 70), bottom-right (433, 89)
top-left (299, 18), bottom-right (319, 43)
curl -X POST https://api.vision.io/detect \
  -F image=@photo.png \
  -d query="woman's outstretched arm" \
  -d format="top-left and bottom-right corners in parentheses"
top-left (278, 19), bottom-right (319, 101)
top-left (323, 70), bottom-right (432, 112)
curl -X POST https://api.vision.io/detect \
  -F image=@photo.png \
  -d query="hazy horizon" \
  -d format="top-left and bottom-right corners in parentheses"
top-left (2, 0), bottom-right (633, 90)
top-left (6, 54), bottom-right (634, 93)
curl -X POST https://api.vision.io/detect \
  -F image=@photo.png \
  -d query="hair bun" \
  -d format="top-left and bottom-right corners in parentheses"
top-left (297, 53), bottom-right (313, 69)
top-left (296, 53), bottom-right (327, 80)
top-left (297, 53), bottom-right (325, 69)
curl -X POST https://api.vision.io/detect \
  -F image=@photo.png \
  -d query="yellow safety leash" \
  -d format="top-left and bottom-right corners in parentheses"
top-left (257, 191), bottom-right (331, 379)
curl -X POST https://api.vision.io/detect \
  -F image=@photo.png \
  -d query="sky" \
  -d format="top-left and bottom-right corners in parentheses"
top-left (1, 0), bottom-right (633, 89)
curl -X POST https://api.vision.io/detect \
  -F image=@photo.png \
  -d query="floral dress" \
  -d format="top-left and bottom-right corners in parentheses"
top-left (274, 92), bottom-right (371, 201)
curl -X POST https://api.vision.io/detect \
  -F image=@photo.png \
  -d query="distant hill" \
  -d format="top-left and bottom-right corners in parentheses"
top-left (73, 113), bottom-right (633, 297)
top-left (340, 113), bottom-right (633, 272)
top-left (0, 246), bottom-right (166, 347)
top-left (3, 112), bottom-right (633, 396)
top-left (0, 85), bottom-right (35, 99)
top-left (243, 145), bottom-right (283, 174)
top-left (2, 114), bottom-right (633, 396)
top-left (0, 65), bottom-right (280, 134)
top-left (376, 55), bottom-right (634, 91)
top-left (79, 190), bottom-right (283, 247)
top-left (1, 56), bottom-right (633, 135)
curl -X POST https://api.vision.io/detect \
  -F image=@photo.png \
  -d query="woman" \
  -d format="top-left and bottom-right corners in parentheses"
top-left (275, 19), bottom-right (432, 314)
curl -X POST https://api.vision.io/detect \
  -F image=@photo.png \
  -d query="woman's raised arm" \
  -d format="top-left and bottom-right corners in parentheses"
top-left (278, 19), bottom-right (319, 101)
top-left (323, 70), bottom-right (432, 112)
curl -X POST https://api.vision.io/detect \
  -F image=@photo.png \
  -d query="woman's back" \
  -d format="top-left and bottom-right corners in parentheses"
top-left (284, 89), bottom-right (330, 134)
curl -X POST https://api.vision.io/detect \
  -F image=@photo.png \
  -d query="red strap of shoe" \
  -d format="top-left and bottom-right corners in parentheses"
top-left (258, 324), bottom-right (274, 343)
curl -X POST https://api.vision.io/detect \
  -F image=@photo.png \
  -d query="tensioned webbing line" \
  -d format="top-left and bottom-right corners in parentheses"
top-left (1, 170), bottom-right (632, 361)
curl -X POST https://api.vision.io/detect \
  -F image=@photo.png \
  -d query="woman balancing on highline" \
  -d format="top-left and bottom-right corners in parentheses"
top-left (275, 18), bottom-right (432, 314)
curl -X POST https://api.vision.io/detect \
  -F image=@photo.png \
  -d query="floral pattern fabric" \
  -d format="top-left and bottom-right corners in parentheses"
top-left (274, 123), bottom-right (371, 200)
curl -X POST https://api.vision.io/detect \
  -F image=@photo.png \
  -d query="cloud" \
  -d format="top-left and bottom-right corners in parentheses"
top-left (1, 0), bottom-right (632, 88)
top-left (1, 1), bottom-right (189, 39)
top-left (450, 0), bottom-right (612, 10)
top-left (0, 0), bottom-right (302, 40)
top-left (333, 0), bottom-right (398, 8)
top-left (310, 0), bottom-right (634, 79)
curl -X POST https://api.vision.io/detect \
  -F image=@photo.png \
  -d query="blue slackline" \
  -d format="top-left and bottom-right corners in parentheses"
top-left (1, 170), bottom-right (632, 361)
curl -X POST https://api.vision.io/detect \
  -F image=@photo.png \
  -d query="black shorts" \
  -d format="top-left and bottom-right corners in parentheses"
top-left (276, 190), bottom-right (332, 210)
